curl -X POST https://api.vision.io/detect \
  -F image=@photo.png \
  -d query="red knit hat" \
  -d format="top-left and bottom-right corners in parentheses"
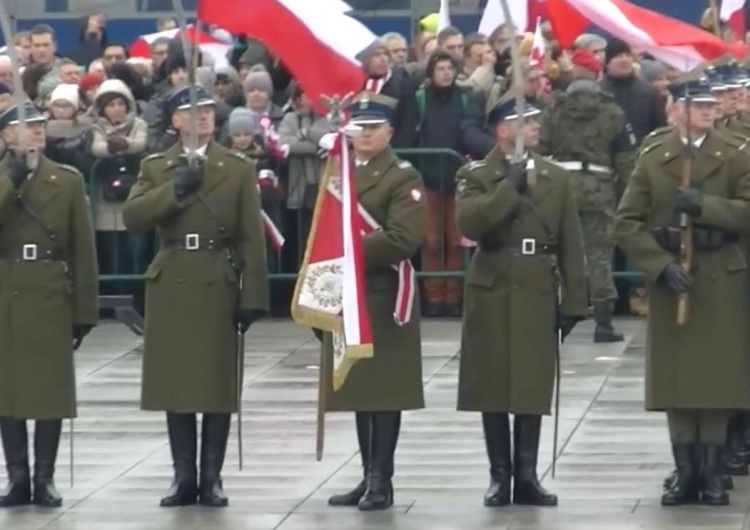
top-left (78, 72), bottom-right (104, 96)
top-left (571, 49), bottom-right (602, 74)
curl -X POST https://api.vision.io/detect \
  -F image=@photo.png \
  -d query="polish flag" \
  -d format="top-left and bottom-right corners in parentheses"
top-left (720, 0), bottom-right (746, 41)
top-left (547, 0), bottom-right (747, 71)
top-left (128, 26), bottom-right (230, 68)
top-left (198, 0), bottom-right (377, 115)
top-left (438, 0), bottom-right (452, 32)
top-left (478, 0), bottom-right (548, 35)
top-left (530, 17), bottom-right (546, 68)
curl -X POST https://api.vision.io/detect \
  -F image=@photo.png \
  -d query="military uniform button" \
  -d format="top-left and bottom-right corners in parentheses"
top-left (177, 278), bottom-right (185, 283)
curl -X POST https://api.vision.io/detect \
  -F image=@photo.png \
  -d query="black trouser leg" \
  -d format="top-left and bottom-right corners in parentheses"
top-left (199, 413), bottom-right (231, 507)
top-left (358, 411), bottom-right (400, 511)
top-left (512, 415), bottom-right (557, 506)
top-left (0, 418), bottom-right (30, 507)
top-left (661, 443), bottom-right (700, 506)
top-left (32, 420), bottom-right (62, 508)
top-left (160, 413), bottom-right (198, 507)
top-left (481, 413), bottom-right (511, 507)
top-left (329, 412), bottom-right (371, 506)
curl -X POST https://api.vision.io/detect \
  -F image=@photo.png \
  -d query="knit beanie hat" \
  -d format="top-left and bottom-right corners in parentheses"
top-left (228, 107), bottom-right (258, 136)
top-left (242, 64), bottom-right (273, 95)
top-left (38, 75), bottom-right (60, 102)
top-left (215, 65), bottom-right (240, 85)
top-left (0, 82), bottom-right (9, 96)
top-left (79, 72), bottom-right (104, 95)
top-left (356, 39), bottom-right (387, 68)
top-left (195, 66), bottom-right (216, 93)
top-left (639, 59), bottom-right (666, 83)
top-left (49, 84), bottom-right (80, 108)
top-left (605, 37), bottom-right (632, 65)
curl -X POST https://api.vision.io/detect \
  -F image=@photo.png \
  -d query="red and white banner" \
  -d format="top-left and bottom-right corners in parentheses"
top-left (478, 0), bottom-right (548, 35)
top-left (547, 0), bottom-right (747, 70)
top-left (128, 25), bottom-right (231, 68)
top-left (261, 210), bottom-right (285, 251)
top-left (198, 0), bottom-right (377, 115)
top-left (720, 0), bottom-right (746, 41)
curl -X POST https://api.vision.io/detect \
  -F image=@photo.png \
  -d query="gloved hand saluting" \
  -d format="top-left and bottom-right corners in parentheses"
top-left (659, 263), bottom-right (692, 294)
top-left (173, 157), bottom-right (203, 200)
top-left (236, 309), bottom-right (266, 334)
top-left (7, 152), bottom-right (31, 189)
top-left (505, 161), bottom-right (527, 193)
top-left (674, 187), bottom-right (702, 217)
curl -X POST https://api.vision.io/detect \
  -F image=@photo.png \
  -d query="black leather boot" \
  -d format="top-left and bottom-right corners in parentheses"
top-left (0, 418), bottom-right (30, 507)
top-left (199, 414), bottom-right (231, 507)
top-left (359, 412), bottom-right (400, 511)
top-left (741, 412), bottom-right (750, 460)
top-left (593, 302), bottom-right (624, 343)
top-left (661, 444), bottom-right (700, 506)
top-left (512, 415), bottom-right (557, 506)
top-left (160, 413), bottom-right (198, 507)
top-left (32, 420), bottom-right (63, 508)
top-left (701, 444), bottom-right (729, 506)
top-left (329, 412), bottom-right (371, 506)
top-left (481, 413), bottom-right (511, 507)
top-left (725, 415), bottom-right (748, 476)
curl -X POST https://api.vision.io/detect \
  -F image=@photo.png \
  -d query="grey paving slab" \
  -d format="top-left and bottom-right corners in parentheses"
top-left (2, 318), bottom-right (750, 529)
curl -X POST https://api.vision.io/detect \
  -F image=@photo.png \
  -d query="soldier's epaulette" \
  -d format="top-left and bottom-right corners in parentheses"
top-left (397, 160), bottom-right (413, 169)
top-left (638, 141), bottom-right (663, 158)
top-left (467, 160), bottom-right (486, 171)
top-left (56, 163), bottom-right (82, 176)
top-left (644, 126), bottom-right (672, 140)
top-left (142, 153), bottom-right (165, 163)
top-left (230, 151), bottom-right (250, 162)
top-left (722, 134), bottom-right (749, 152)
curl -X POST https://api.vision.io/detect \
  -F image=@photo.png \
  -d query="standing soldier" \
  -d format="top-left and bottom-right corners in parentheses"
top-left (324, 92), bottom-right (425, 512)
top-left (122, 84), bottom-right (269, 508)
top-left (537, 48), bottom-right (636, 343)
top-left (455, 90), bottom-right (588, 507)
top-left (0, 102), bottom-right (98, 507)
top-left (615, 76), bottom-right (750, 506)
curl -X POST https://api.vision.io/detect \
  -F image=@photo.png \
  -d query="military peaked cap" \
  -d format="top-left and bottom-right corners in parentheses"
top-left (0, 101), bottom-right (46, 131)
top-left (167, 83), bottom-right (215, 115)
top-left (348, 91), bottom-right (397, 125)
top-left (487, 89), bottom-right (541, 127)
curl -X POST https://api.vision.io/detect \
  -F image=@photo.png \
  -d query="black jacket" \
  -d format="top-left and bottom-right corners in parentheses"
top-left (600, 73), bottom-right (667, 144)
top-left (460, 89), bottom-right (494, 160)
top-left (418, 84), bottom-right (466, 191)
top-left (374, 67), bottom-right (419, 149)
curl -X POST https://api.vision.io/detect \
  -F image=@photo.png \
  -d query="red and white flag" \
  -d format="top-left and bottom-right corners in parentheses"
top-left (128, 26), bottom-right (231, 68)
top-left (198, 0), bottom-right (377, 115)
top-left (547, 0), bottom-right (747, 70)
top-left (530, 17), bottom-right (546, 68)
top-left (478, 0), bottom-right (548, 35)
top-left (720, 0), bottom-right (746, 41)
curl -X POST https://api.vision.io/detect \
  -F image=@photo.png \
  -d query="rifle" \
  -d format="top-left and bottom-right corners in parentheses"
top-left (677, 89), bottom-right (694, 325)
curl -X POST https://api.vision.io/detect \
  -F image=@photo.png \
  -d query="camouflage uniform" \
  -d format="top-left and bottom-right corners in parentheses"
top-left (538, 82), bottom-right (637, 342)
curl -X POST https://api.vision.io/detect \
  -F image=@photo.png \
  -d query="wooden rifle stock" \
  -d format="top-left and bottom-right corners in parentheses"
top-left (676, 147), bottom-right (693, 325)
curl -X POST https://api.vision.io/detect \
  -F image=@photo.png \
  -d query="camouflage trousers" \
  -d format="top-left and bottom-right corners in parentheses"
top-left (579, 209), bottom-right (618, 303)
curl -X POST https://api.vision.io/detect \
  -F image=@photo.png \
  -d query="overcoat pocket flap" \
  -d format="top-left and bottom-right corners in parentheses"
top-left (726, 253), bottom-right (747, 272)
top-left (466, 271), bottom-right (495, 288)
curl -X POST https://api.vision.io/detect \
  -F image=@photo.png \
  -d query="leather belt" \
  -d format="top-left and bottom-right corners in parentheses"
top-left (162, 234), bottom-right (232, 251)
top-left (651, 226), bottom-right (737, 252)
top-left (554, 160), bottom-right (612, 175)
top-left (479, 238), bottom-right (558, 256)
top-left (0, 244), bottom-right (64, 262)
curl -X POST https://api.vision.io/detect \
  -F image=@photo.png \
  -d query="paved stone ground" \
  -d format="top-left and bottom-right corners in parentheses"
top-left (2, 317), bottom-right (749, 530)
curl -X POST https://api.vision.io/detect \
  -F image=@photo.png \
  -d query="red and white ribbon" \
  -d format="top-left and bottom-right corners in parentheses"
top-left (261, 210), bottom-right (285, 251)
top-left (258, 116), bottom-right (290, 160)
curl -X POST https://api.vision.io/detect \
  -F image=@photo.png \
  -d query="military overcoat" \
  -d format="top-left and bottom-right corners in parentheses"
top-left (456, 149), bottom-right (588, 415)
top-left (0, 155), bottom-right (98, 419)
top-left (123, 141), bottom-right (269, 413)
top-left (324, 148), bottom-right (426, 412)
top-left (614, 129), bottom-right (750, 410)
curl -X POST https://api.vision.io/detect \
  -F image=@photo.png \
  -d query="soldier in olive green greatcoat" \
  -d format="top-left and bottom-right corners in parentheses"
top-left (123, 84), bottom-right (269, 508)
top-left (323, 92), bottom-right (425, 512)
top-left (615, 77), bottom-right (750, 507)
top-left (0, 102), bottom-right (98, 508)
top-left (455, 91), bottom-right (588, 508)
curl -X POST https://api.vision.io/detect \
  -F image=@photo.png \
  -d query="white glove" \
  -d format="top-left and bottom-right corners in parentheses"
top-left (318, 133), bottom-right (338, 151)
